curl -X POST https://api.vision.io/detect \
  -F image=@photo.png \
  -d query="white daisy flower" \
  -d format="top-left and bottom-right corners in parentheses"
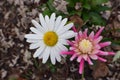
top-left (25, 13), bottom-right (75, 65)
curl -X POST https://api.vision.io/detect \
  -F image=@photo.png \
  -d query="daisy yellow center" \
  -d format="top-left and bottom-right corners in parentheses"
top-left (79, 39), bottom-right (93, 53)
top-left (43, 31), bottom-right (58, 46)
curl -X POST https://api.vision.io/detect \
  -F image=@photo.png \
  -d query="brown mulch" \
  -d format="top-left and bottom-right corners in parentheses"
top-left (0, 0), bottom-right (120, 80)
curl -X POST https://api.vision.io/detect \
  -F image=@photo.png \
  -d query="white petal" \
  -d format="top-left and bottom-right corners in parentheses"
top-left (50, 48), bottom-right (56, 65)
top-left (25, 34), bottom-right (43, 39)
top-left (33, 43), bottom-right (46, 58)
top-left (55, 53), bottom-right (61, 62)
top-left (38, 53), bottom-right (43, 59)
top-left (31, 20), bottom-right (45, 33)
top-left (57, 23), bottom-right (73, 35)
top-left (52, 47), bottom-right (61, 62)
top-left (39, 13), bottom-right (48, 31)
top-left (59, 31), bottom-right (75, 39)
top-left (29, 41), bottom-right (42, 49)
top-left (54, 43), bottom-right (68, 58)
top-left (58, 39), bottom-right (68, 45)
top-left (49, 13), bottom-right (56, 30)
top-left (39, 13), bottom-right (45, 25)
top-left (38, 50), bottom-right (45, 59)
top-left (42, 47), bottom-right (50, 63)
top-left (56, 42), bottom-right (68, 51)
top-left (54, 16), bottom-right (62, 31)
top-left (56, 18), bottom-right (68, 32)
top-left (45, 15), bottom-right (49, 24)
top-left (26, 39), bottom-right (40, 43)
top-left (45, 15), bottom-right (49, 31)
top-left (30, 27), bottom-right (43, 35)
top-left (53, 44), bottom-right (61, 53)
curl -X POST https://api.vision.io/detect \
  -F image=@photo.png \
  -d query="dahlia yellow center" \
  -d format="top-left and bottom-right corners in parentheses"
top-left (43, 31), bottom-right (58, 46)
top-left (79, 39), bottom-right (93, 53)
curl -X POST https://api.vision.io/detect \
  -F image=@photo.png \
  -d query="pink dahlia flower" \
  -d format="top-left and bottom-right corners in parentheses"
top-left (62, 27), bottom-right (114, 74)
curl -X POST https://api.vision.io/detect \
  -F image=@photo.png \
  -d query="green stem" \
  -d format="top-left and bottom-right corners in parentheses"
top-left (82, 71), bottom-right (84, 80)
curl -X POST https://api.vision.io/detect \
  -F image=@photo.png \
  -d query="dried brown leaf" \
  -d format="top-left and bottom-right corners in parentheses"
top-left (90, 61), bottom-right (109, 79)
top-left (70, 15), bottom-right (83, 31)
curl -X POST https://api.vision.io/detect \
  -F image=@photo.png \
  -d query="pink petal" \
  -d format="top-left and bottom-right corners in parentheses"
top-left (77, 56), bottom-right (82, 62)
top-left (94, 27), bottom-right (104, 38)
top-left (98, 56), bottom-right (107, 62)
top-left (79, 59), bottom-right (84, 74)
top-left (108, 52), bottom-right (115, 55)
top-left (82, 54), bottom-right (88, 61)
top-left (92, 50), bottom-right (99, 54)
top-left (87, 57), bottom-right (93, 65)
top-left (61, 51), bottom-right (74, 55)
top-left (99, 42), bottom-right (111, 48)
top-left (72, 26), bottom-right (77, 32)
top-left (75, 33), bottom-right (80, 42)
top-left (78, 31), bottom-right (83, 38)
top-left (70, 47), bottom-right (76, 50)
top-left (89, 54), bottom-right (98, 60)
top-left (67, 40), bottom-right (74, 46)
top-left (83, 28), bottom-right (88, 38)
top-left (89, 31), bottom-right (94, 39)
top-left (94, 36), bottom-right (103, 44)
top-left (94, 45), bottom-right (101, 49)
top-left (98, 50), bottom-right (108, 55)
top-left (70, 54), bottom-right (78, 61)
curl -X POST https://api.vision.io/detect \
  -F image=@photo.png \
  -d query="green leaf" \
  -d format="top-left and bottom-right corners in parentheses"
top-left (92, 0), bottom-right (108, 5)
top-left (90, 12), bottom-right (106, 25)
top-left (97, 6), bottom-right (110, 12)
top-left (67, 7), bottom-right (75, 14)
top-left (82, 12), bottom-right (90, 21)
top-left (66, 0), bottom-right (77, 7)
top-left (83, 3), bottom-right (91, 10)
top-left (47, 0), bottom-right (56, 12)
top-left (48, 63), bottom-right (56, 73)
top-left (68, 1), bottom-right (75, 7)
top-left (113, 51), bottom-right (120, 62)
top-left (42, 8), bottom-right (52, 16)
top-left (92, 5), bottom-right (110, 13)
top-left (103, 38), bottom-right (120, 45)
